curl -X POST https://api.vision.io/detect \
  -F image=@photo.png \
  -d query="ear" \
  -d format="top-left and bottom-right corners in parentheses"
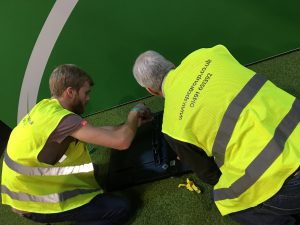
top-left (146, 87), bottom-right (163, 96)
top-left (65, 87), bottom-right (76, 98)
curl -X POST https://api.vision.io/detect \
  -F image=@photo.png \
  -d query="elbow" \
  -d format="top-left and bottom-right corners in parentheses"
top-left (117, 145), bottom-right (130, 151)
top-left (113, 127), bottom-right (136, 150)
top-left (115, 138), bottom-right (132, 150)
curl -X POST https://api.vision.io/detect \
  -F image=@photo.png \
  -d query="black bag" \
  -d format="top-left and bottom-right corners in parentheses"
top-left (0, 120), bottom-right (12, 157)
top-left (106, 112), bottom-right (191, 191)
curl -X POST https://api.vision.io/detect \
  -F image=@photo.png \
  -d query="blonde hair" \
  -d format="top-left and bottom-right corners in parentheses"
top-left (49, 64), bottom-right (94, 97)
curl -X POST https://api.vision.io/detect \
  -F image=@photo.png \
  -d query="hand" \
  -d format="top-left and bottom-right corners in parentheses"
top-left (130, 103), bottom-right (153, 126)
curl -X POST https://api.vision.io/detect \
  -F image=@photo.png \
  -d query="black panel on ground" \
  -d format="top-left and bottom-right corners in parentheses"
top-left (106, 112), bottom-right (191, 191)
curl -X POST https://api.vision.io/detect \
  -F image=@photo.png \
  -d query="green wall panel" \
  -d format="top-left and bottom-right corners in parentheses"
top-left (1, 0), bottom-right (300, 127)
top-left (0, 1), bottom-right (55, 127)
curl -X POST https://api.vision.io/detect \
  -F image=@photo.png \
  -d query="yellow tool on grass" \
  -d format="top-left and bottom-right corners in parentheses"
top-left (178, 178), bottom-right (201, 193)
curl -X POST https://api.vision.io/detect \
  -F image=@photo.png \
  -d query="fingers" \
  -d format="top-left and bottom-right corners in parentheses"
top-left (130, 103), bottom-right (154, 126)
top-left (131, 103), bottom-right (147, 112)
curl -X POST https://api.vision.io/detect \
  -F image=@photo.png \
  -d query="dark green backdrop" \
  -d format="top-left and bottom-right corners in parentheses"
top-left (1, 0), bottom-right (299, 127)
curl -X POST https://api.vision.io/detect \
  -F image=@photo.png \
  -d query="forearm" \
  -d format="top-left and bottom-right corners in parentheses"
top-left (115, 110), bottom-right (140, 149)
top-left (164, 134), bottom-right (221, 186)
top-left (71, 111), bottom-right (140, 150)
top-left (71, 104), bottom-right (152, 150)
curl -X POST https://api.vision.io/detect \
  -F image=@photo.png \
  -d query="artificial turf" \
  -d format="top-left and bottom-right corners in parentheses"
top-left (1, 48), bottom-right (300, 225)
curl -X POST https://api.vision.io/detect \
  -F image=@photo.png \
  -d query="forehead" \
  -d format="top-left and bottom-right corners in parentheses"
top-left (80, 81), bottom-right (91, 92)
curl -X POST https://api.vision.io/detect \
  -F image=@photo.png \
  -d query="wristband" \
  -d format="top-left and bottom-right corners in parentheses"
top-left (131, 107), bottom-right (143, 111)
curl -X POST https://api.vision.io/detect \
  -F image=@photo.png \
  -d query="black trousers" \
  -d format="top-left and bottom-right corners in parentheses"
top-left (26, 193), bottom-right (131, 225)
top-left (230, 173), bottom-right (300, 225)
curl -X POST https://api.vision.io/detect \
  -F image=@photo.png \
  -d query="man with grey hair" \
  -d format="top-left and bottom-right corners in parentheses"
top-left (132, 45), bottom-right (300, 225)
top-left (2, 64), bottom-right (152, 225)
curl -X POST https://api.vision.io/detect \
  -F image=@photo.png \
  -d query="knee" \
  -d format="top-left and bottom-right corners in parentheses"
top-left (120, 197), bottom-right (131, 215)
top-left (113, 197), bottom-right (132, 224)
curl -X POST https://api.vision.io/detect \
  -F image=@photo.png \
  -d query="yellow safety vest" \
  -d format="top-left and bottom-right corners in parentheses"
top-left (1, 98), bottom-right (102, 213)
top-left (162, 45), bottom-right (300, 215)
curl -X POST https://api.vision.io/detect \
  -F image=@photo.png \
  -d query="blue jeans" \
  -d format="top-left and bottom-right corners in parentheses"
top-left (26, 193), bottom-right (131, 225)
top-left (230, 173), bottom-right (300, 225)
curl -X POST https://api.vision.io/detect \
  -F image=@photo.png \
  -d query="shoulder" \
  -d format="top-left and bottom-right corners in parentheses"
top-left (60, 114), bottom-right (83, 124)
top-left (50, 114), bottom-right (85, 143)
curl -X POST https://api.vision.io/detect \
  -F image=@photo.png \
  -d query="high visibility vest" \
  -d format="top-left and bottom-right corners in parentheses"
top-left (1, 98), bottom-right (102, 213)
top-left (162, 45), bottom-right (300, 215)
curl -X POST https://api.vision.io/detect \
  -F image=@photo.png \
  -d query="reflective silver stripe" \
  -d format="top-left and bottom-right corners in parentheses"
top-left (212, 74), bottom-right (267, 167)
top-left (214, 99), bottom-right (300, 201)
top-left (1, 185), bottom-right (99, 203)
top-left (4, 151), bottom-right (94, 176)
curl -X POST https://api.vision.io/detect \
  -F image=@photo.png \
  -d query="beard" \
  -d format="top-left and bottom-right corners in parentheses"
top-left (72, 100), bottom-right (85, 115)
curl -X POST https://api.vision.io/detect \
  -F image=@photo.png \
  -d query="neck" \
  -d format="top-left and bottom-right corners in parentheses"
top-left (53, 96), bottom-right (72, 111)
top-left (161, 75), bottom-right (168, 97)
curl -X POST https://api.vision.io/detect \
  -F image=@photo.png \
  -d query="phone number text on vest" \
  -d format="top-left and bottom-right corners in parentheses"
top-left (179, 59), bottom-right (213, 120)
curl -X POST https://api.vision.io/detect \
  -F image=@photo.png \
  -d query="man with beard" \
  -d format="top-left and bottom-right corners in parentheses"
top-left (1, 64), bottom-right (152, 225)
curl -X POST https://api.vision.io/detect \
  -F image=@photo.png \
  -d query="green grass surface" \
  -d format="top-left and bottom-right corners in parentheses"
top-left (1, 48), bottom-right (300, 225)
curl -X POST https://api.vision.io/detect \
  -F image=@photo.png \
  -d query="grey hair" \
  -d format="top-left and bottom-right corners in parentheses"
top-left (133, 50), bottom-right (175, 92)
